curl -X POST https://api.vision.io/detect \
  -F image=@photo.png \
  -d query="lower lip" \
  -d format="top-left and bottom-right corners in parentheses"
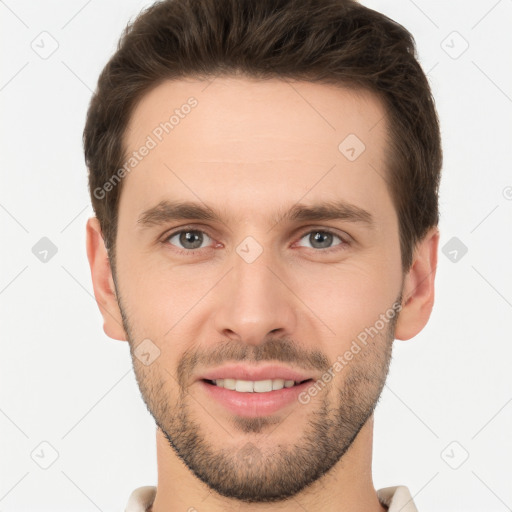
top-left (199, 380), bottom-right (312, 418)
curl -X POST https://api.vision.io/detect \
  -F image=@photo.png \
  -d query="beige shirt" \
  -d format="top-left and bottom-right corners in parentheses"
top-left (125, 485), bottom-right (418, 511)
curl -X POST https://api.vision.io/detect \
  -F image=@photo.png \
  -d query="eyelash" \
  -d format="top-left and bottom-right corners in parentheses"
top-left (162, 226), bottom-right (351, 256)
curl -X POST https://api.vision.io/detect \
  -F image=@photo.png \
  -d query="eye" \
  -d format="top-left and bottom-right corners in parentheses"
top-left (296, 229), bottom-right (349, 251)
top-left (165, 228), bottom-right (213, 253)
top-left (162, 227), bottom-right (350, 256)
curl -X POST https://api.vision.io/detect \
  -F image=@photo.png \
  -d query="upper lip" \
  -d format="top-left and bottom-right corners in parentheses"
top-left (197, 364), bottom-right (315, 383)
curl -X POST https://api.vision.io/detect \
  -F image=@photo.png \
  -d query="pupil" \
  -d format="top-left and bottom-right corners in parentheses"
top-left (312, 231), bottom-right (332, 249)
top-left (181, 231), bottom-right (202, 249)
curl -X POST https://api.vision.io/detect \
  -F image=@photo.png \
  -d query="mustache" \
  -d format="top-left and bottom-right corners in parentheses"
top-left (176, 336), bottom-right (331, 387)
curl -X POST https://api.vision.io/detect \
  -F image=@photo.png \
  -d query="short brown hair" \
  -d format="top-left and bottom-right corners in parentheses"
top-left (83, 0), bottom-right (442, 272)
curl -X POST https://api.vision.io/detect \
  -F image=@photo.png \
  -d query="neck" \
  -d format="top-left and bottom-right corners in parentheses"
top-left (150, 415), bottom-right (386, 512)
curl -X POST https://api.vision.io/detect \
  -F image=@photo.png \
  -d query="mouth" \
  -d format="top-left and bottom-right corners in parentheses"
top-left (198, 373), bottom-right (315, 418)
top-left (196, 364), bottom-right (317, 417)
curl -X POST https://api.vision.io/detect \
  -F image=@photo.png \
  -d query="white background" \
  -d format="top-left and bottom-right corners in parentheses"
top-left (1, 0), bottom-right (511, 510)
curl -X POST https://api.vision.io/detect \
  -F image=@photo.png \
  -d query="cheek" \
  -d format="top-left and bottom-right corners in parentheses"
top-left (117, 253), bottom-right (215, 336)
top-left (290, 257), bottom-right (400, 346)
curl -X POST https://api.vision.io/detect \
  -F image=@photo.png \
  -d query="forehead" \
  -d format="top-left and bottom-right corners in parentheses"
top-left (124, 76), bottom-right (387, 157)
top-left (120, 76), bottom-right (393, 225)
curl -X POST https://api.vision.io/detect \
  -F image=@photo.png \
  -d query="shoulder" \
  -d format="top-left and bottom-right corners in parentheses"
top-left (124, 486), bottom-right (157, 512)
top-left (378, 485), bottom-right (418, 512)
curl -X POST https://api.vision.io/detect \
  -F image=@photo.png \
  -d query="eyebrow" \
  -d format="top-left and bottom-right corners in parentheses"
top-left (137, 199), bottom-right (375, 230)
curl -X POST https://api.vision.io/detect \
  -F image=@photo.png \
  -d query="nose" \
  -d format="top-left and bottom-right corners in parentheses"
top-left (213, 246), bottom-right (298, 346)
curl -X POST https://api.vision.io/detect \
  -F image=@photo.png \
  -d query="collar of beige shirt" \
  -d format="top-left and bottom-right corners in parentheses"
top-left (124, 485), bottom-right (418, 512)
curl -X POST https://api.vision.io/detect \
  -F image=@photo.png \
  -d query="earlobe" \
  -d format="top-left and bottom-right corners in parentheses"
top-left (85, 217), bottom-right (127, 341)
top-left (395, 227), bottom-right (440, 341)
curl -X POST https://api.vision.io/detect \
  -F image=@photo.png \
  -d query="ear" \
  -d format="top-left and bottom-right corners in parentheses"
top-left (395, 226), bottom-right (440, 341)
top-left (86, 217), bottom-right (127, 341)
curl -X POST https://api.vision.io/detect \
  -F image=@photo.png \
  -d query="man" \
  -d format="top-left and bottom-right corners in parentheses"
top-left (84, 0), bottom-right (441, 510)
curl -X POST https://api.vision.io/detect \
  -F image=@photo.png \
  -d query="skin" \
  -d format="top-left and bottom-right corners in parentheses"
top-left (86, 77), bottom-right (439, 512)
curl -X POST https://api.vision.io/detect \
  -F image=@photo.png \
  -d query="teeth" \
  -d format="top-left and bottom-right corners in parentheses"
top-left (223, 378), bottom-right (236, 390)
top-left (212, 378), bottom-right (299, 392)
top-left (235, 380), bottom-right (254, 392)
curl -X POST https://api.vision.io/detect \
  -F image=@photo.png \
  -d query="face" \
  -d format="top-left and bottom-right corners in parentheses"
top-left (109, 77), bottom-right (407, 501)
